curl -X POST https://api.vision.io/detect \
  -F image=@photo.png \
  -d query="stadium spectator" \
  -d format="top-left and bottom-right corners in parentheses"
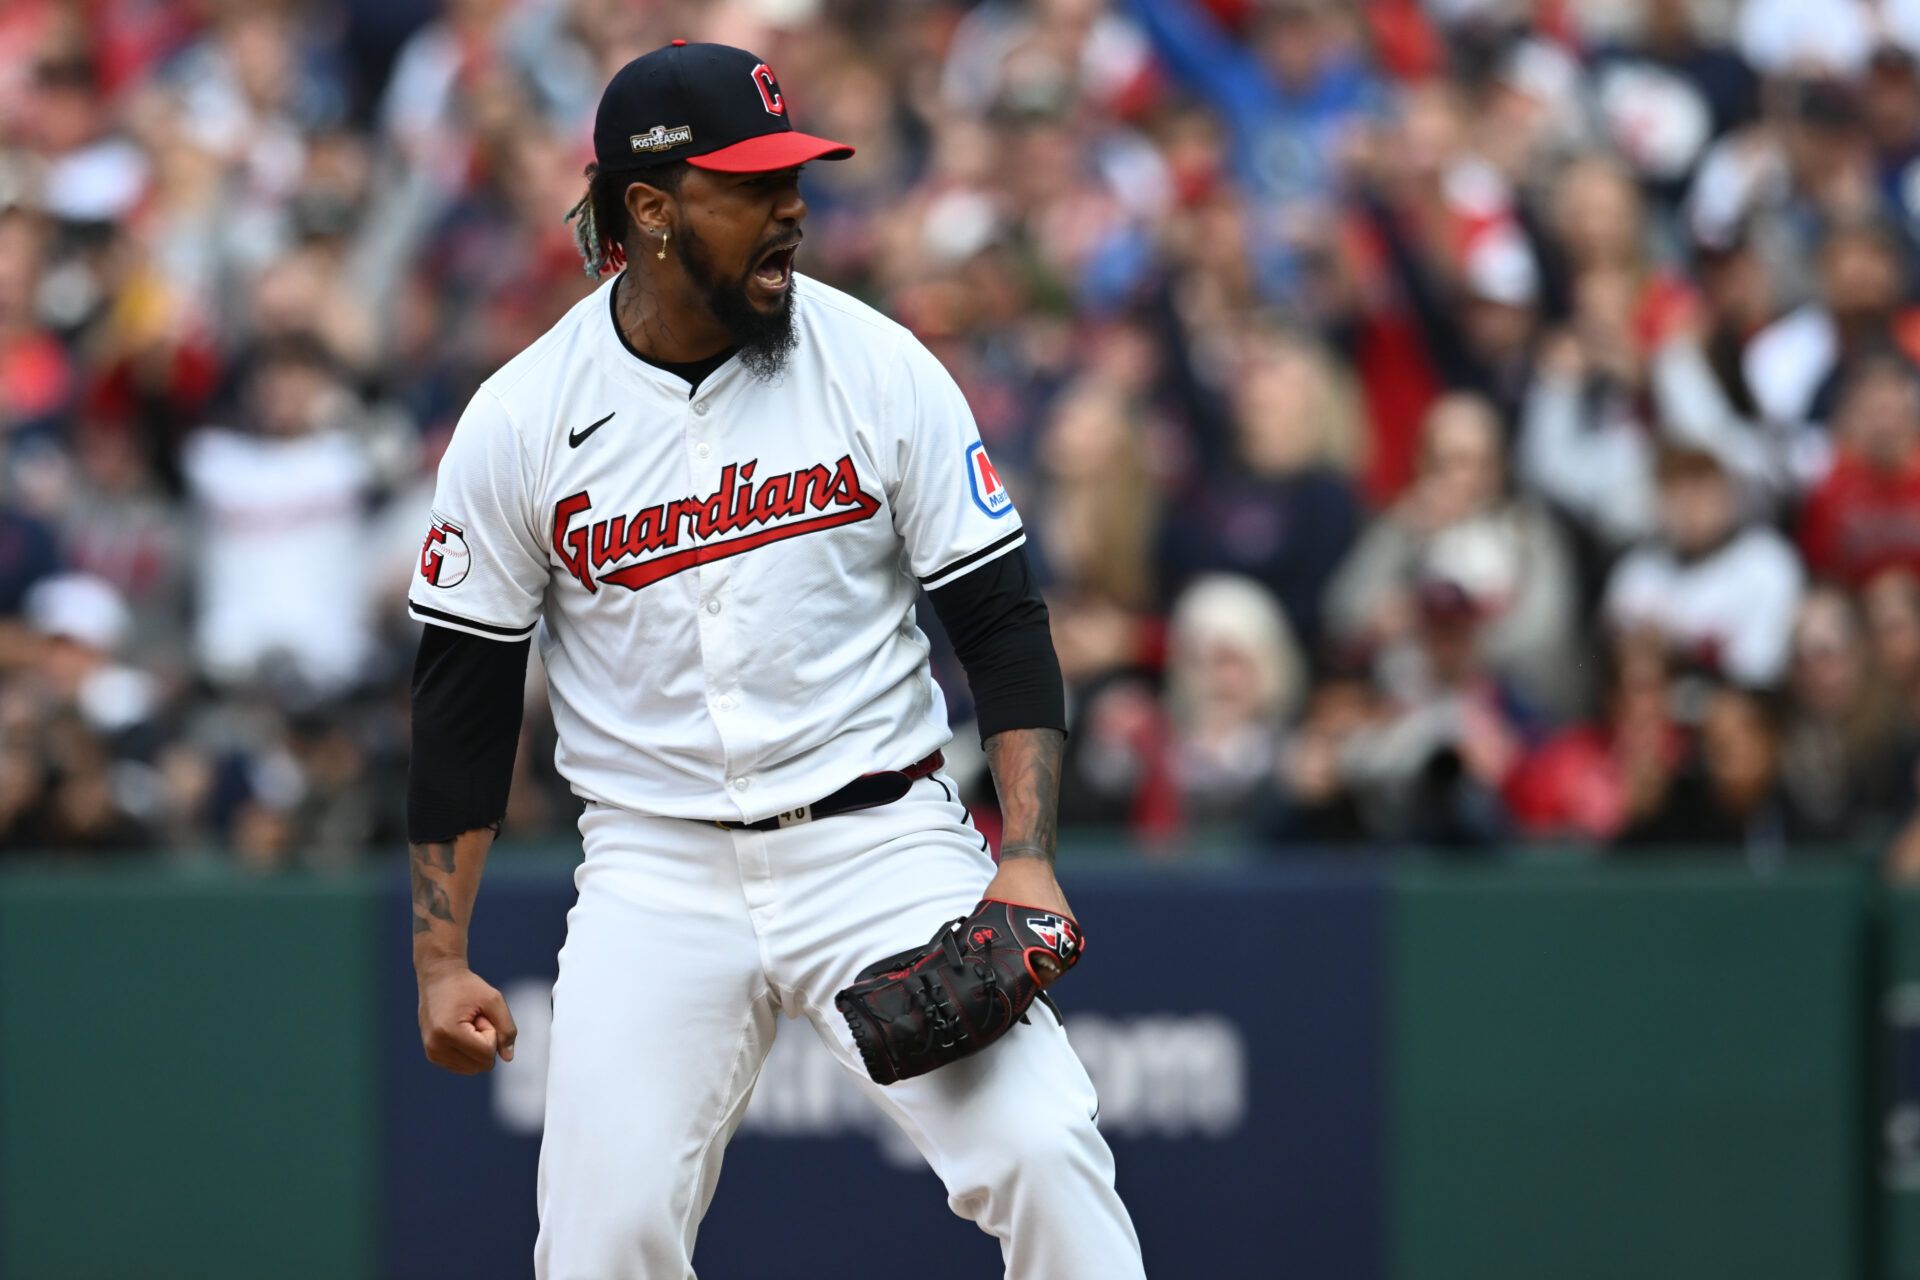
top-left (1743, 219), bottom-right (1920, 459)
top-left (0, 484), bottom-right (60, 620)
top-left (1156, 327), bottom-right (1361, 643)
top-left (4, 0), bottom-right (1920, 865)
top-left (1338, 575), bottom-right (1533, 849)
top-left (1737, 0), bottom-right (1920, 79)
top-left (1863, 45), bottom-right (1920, 237)
top-left (55, 417), bottom-right (190, 663)
top-left (1889, 799), bottom-right (1920, 880)
top-left (1505, 629), bottom-right (1685, 844)
top-left (22, 572), bottom-right (157, 740)
top-left (1056, 667), bottom-right (1178, 840)
top-left (1617, 683), bottom-right (1815, 857)
top-left (1128, 0), bottom-right (1385, 299)
top-left (1326, 391), bottom-right (1582, 716)
top-left (1163, 574), bottom-right (1304, 827)
top-left (1033, 378), bottom-right (1161, 615)
top-left (1516, 271), bottom-right (1662, 550)
top-left (1867, 569), bottom-right (1920, 736)
top-left (1647, 232), bottom-right (1793, 513)
top-left (1688, 79), bottom-right (1868, 338)
top-left (1604, 446), bottom-right (1804, 686)
top-left (181, 332), bottom-right (379, 697)
top-left (0, 574), bottom-right (157, 854)
top-left (1546, 154), bottom-right (1699, 344)
top-left (1336, 82), bottom-right (1542, 476)
top-left (1798, 353), bottom-right (1920, 587)
top-left (0, 209), bottom-right (72, 445)
top-left (1589, 0), bottom-right (1757, 197)
top-left (1780, 587), bottom-right (1904, 840)
top-left (1258, 659), bottom-right (1377, 848)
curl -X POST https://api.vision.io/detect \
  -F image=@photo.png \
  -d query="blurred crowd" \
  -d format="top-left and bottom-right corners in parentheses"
top-left (7, 0), bottom-right (1920, 870)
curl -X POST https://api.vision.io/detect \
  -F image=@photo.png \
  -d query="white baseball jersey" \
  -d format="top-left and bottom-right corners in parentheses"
top-left (407, 273), bottom-right (1025, 822)
top-left (1603, 525), bottom-right (1805, 685)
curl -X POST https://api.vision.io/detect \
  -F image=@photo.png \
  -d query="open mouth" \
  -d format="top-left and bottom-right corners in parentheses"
top-left (752, 242), bottom-right (798, 292)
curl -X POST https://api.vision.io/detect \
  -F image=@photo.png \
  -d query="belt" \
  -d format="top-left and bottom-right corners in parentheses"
top-left (713, 751), bottom-right (944, 832)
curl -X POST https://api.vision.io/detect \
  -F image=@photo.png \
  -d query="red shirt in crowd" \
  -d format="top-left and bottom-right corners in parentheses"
top-left (1798, 449), bottom-right (1920, 586)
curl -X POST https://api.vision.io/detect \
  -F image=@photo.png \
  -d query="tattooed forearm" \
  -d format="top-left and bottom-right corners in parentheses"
top-left (410, 841), bottom-right (457, 936)
top-left (983, 728), bottom-right (1065, 865)
top-left (407, 828), bottom-right (497, 970)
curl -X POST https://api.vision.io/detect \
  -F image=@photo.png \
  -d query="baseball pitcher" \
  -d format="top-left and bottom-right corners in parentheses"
top-left (405, 40), bottom-right (1145, 1280)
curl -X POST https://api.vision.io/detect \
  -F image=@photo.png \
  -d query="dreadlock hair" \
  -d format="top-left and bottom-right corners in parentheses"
top-left (564, 160), bottom-right (689, 278)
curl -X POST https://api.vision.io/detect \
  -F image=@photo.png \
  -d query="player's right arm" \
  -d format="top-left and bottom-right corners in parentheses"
top-left (404, 388), bottom-right (549, 1075)
top-left (412, 826), bottom-right (516, 1073)
top-left (409, 624), bottom-right (531, 1073)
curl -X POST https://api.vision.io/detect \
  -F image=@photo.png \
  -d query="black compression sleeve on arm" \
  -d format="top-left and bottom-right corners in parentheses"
top-left (407, 624), bottom-right (531, 844)
top-left (926, 544), bottom-right (1067, 743)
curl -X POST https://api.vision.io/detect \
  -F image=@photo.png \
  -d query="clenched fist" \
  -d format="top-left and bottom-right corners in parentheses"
top-left (417, 962), bottom-right (518, 1075)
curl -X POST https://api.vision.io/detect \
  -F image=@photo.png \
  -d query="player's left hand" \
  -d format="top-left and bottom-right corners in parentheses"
top-left (982, 854), bottom-right (1073, 923)
top-left (981, 856), bottom-right (1076, 988)
top-left (835, 892), bottom-right (1085, 1085)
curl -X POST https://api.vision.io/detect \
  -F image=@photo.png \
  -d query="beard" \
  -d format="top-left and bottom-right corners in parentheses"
top-left (673, 224), bottom-right (797, 381)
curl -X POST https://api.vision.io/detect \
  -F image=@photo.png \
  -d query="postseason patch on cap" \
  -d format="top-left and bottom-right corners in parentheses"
top-left (631, 124), bottom-right (694, 154)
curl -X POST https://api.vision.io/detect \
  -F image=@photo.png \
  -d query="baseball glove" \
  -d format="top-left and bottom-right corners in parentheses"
top-left (834, 898), bottom-right (1083, 1086)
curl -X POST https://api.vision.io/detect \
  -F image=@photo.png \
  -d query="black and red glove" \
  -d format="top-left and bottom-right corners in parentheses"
top-left (834, 898), bottom-right (1083, 1086)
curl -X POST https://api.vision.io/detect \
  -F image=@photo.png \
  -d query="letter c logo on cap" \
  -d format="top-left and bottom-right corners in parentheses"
top-left (751, 63), bottom-right (784, 116)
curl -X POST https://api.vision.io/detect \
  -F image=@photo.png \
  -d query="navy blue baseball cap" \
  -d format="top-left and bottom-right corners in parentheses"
top-left (593, 41), bottom-right (854, 175)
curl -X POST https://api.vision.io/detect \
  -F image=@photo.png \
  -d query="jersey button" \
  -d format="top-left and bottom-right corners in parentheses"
top-left (705, 599), bottom-right (722, 615)
top-left (732, 777), bottom-right (750, 791)
top-left (714, 695), bottom-right (735, 710)
top-left (693, 401), bottom-right (710, 416)
top-left (696, 442), bottom-right (711, 458)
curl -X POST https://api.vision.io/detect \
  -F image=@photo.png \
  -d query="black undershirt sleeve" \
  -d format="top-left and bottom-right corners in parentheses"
top-left (926, 544), bottom-right (1067, 743)
top-left (407, 624), bottom-right (531, 844)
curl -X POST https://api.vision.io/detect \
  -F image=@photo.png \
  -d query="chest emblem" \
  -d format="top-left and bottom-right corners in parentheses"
top-left (553, 455), bottom-right (881, 593)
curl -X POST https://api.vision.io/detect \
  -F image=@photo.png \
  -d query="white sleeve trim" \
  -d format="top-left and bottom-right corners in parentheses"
top-left (408, 597), bottom-right (539, 641)
top-left (918, 528), bottom-right (1027, 591)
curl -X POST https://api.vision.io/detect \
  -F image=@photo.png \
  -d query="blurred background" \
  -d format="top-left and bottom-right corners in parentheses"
top-left (7, 0), bottom-right (1920, 1276)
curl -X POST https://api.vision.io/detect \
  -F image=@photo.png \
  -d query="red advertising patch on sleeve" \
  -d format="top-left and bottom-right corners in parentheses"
top-left (966, 442), bottom-right (1012, 518)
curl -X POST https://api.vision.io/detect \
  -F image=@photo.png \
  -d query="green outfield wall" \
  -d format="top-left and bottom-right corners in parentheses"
top-left (0, 854), bottom-right (1904, 1279)
top-left (1390, 864), bottom-right (1871, 1280)
top-left (1884, 891), bottom-right (1920, 1280)
top-left (0, 867), bottom-right (381, 1280)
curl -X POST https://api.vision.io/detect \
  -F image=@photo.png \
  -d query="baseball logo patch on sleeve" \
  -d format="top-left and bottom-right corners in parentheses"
top-left (966, 441), bottom-right (1012, 518)
top-left (419, 513), bottom-right (471, 588)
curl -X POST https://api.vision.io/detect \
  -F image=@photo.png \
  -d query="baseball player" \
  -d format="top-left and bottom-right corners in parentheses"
top-left (405, 41), bottom-right (1144, 1279)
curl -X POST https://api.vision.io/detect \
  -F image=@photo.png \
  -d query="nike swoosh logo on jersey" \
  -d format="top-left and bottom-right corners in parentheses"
top-left (569, 412), bottom-right (614, 448)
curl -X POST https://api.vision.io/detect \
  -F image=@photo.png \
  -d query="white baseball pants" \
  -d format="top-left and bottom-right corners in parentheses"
top-left (533, 775), bottom-right (1145, 1280)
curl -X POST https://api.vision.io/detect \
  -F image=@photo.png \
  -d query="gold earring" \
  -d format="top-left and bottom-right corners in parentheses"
top-left (656, 230), bottom-right (669, 261)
